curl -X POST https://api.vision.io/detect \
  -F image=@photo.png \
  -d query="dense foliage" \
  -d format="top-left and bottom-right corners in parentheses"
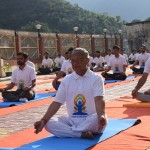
top-left (0, 0), bottom-right (123, 34)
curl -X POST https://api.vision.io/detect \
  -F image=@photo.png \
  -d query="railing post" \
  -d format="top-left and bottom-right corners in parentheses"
top-left (38, 35), bottom-right (44, 59)
top-left (56, 33), bottom-right (61, 54)
top-left (15, 31), bottom-right (20, 54)
top-left (90, 34), bottom-right (95, 57)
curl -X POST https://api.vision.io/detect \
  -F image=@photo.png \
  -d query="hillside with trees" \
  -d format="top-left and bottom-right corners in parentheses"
top-left (0, 0), bottom-right (123, 34)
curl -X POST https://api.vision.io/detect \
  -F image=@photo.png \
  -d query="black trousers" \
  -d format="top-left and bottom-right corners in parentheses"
top-left (38, 68), bottom-right (51, 75)
top-left (2, 89), bottom-right (35, 102)
top-left (132, 67), bottom-right (144, 74)
top-left (102, 73), bottom-right (127, 80)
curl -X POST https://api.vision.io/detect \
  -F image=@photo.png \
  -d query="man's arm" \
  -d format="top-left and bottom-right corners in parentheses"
top-left (34, 101), bottom-right (62, 134)
top-left (101, 66), bottom-right (111, 75)
top-left (23, 79), bottom-right (36, 91)
top-left (130, 60), bottom-right (138, 69)
top-left (0, 82), bottom-right (15, 92)
top-left (52, 71), bottom-right (65, 87)
top-left (94, 96), bottom-right (107, 132)
top-left (95, 96), bottom-right (105, 117)
top-left (132, 73), bottom-right (148, 98)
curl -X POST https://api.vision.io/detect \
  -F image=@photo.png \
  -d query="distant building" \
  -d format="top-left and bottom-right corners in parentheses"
top-left (125, 20), bottom-right (150, 52)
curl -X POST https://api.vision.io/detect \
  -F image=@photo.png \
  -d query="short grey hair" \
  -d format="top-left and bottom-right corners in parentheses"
top-left (73, 47), bottom-right (89, 58)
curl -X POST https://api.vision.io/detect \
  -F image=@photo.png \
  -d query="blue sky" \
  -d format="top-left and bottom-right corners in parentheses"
top-left (67, 0), bottom-right (150, 22)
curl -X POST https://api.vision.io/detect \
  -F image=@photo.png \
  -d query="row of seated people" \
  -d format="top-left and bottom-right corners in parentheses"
top-left (0, 48), bottom-right (148, 139)
top-left (37, 44), bottom-right (150, 77)
top-left (0, 46), bottom-right (149, 103)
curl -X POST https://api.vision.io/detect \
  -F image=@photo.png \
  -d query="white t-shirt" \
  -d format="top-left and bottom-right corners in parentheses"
top-left (26, 60), bottom-right (35, 70)
top-left (54, 56), bottom-right (65, 68)
top-left (93, 56), bottom-right (105, 67)
top-left (54, 69), bottom-right (105, 124)
top-left (136, 53), bottom-right (150, 68)
top-left (104, 54), bottom-right (114, 64)
top-left (42, 58), bottom-right (53, 68)
top-left (11, 65), bottom-right (36, 89)
top-left (108, 55), bottom-right (127, 73)
top-left (61, 60), bottom-right (73, 75)
top-left (88, 56), bottom-right (93, 68)
top-left (144, 57), bottom-right (150, 73)
top-left (129, 53), bottom-right (136, 61)
top-left (122, 53), bottom-right (128, 61)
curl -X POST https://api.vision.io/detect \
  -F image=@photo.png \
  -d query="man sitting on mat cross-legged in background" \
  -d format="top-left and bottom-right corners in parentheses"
top-left (0, 52), bottom-right (36, 102)
top-left (132, 57), bottom-right (150, 102)
top-left (34, 47), bottom-right (107, 139)
top-left (102, 45), bottom-right (127, 80)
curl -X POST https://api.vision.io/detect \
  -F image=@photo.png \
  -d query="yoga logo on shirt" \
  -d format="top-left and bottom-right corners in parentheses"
top-left (68, 68), bottom-right (72, 74)
top-left (18, 79), bottom-right (24, 90)
top-left (115, 64), bottom-right (120, 72)
top-left (73, 94), bottom-right (87, 116)
top-left (141, 60), bottom-right (145, 67)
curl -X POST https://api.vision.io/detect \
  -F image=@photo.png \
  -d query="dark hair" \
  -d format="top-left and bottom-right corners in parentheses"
top-left (95, 51), bottom-right (100, 53)
top-left (44, 52), bottom-right (49, 55)
top-left (68, 47), bottom-right (74, 52)
top-left (113, 45), bottom-right (120, 50)
top-left (17, 52), bottom-right (28, 59)
top-left (65, 51), bottom-right (69, 54)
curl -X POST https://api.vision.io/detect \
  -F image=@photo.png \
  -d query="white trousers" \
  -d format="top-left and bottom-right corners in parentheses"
top-left (45, 113), bottom-right (107, 138)
top-left (136, 92), bottom-right (150, 102)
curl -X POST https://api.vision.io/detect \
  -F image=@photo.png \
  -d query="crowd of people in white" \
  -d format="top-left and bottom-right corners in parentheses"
top-left (0, 45), bottom-right (150, 139)
top-left (37, 44), bottom-right (150, 76)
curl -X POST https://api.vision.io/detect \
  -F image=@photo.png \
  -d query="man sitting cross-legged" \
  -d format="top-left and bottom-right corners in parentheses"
top-left (34, 47), bottom-right (107, 139)
top-left (102, 45), bottom-right (127, 80)
top-left (0, 52), bottom-right (36, 102)
top-left (132, 57), bottom-right (150, 102)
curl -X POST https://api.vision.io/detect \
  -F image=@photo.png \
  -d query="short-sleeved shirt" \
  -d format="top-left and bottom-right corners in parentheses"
top-left (54, 56), bottom-right (65, 68)
top-left (129, 53), bottom-right (136, 61)
top-left (11, 65), bottom-right (36, 90)
top-left (104, 54), bottom-right (114, 64)
top-left (136, 53), bottom-right (150, 68)
top-left (122, 53), bottom-right (128, 61)
top-left (42, 58), bottom-right (53, 68)
top-left (88, 56), bottom-right (93, 67)
top-left (61, 60), bottom-right (73, 75)
top-left (26, 61), bottom-right (35, 70)
top-left (54, 69), bottom-right (105, 124)
top-left (93, 56), bottom-right (105, 67)
top-left (144, 57), bottom-right (150, 73)
top-left (108, 55), bottom-right (127, 73)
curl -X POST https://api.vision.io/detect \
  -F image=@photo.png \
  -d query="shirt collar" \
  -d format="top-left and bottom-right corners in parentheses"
top-left (17, 65), bottom-right (27, 71)
top-left (73, 68), bottom-right (91, 80)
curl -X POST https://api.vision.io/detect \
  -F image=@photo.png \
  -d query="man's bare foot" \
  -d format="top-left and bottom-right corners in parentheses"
top-left (81, 131), bottom-right (94, 139)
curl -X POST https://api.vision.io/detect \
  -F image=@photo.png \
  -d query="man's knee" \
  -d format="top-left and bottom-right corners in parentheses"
top-left (136, 92), bottom-right (150, 102)
top-left (45, 120), bottom-right (57, 133)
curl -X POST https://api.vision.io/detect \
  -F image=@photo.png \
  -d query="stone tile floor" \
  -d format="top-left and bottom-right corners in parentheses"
top-left (0, 74), bottom-right (150, 138)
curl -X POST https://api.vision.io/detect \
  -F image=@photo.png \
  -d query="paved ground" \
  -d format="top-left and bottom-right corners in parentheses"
top-left (0, 74), bottom-right (150, 139)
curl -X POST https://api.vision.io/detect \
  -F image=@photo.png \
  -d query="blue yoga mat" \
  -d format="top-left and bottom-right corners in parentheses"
top-left (0, 93), bottom-right (56, 108)
top-left (105, 75), bottom-right (135, 83)
top-left (11, 118), bottom-right (140, 150)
